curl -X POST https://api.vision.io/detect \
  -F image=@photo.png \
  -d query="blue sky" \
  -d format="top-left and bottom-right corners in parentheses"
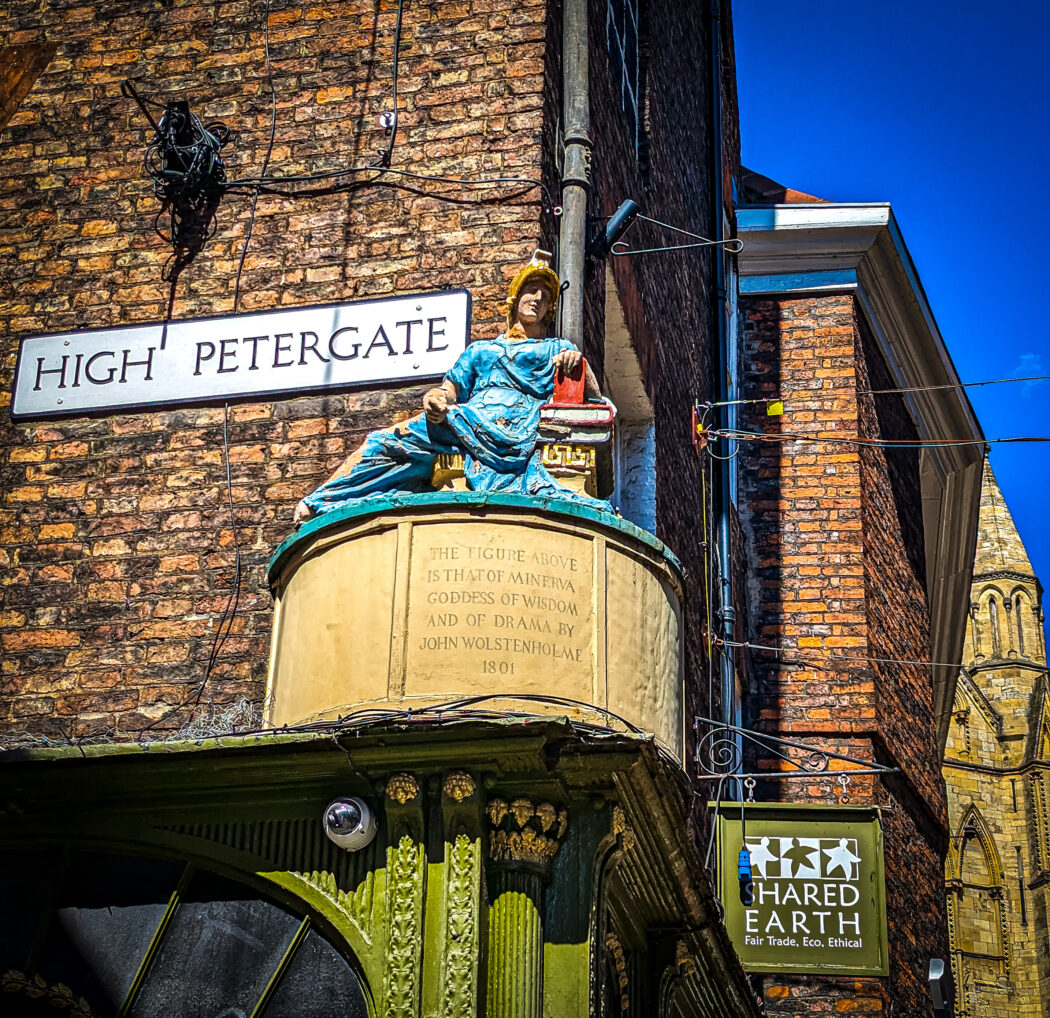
top-left (733, 1), bottom-right (1050, 611)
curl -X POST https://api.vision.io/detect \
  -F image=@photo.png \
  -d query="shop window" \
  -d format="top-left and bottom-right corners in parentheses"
top-left (0, 849), bottom-right (369, 1018)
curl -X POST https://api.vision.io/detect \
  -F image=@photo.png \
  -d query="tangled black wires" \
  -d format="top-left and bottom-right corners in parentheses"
top-left (122, 80), bottom-right (231, 259)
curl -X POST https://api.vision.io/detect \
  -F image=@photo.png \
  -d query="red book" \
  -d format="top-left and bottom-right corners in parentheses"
top-left (553, 358), bottom-right (586, 405)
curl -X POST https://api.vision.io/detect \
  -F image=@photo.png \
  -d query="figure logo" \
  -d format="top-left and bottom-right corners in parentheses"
top-left (745, 836), bottom-right (862, 881)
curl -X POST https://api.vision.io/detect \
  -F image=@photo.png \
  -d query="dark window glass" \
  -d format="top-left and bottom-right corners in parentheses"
top-left (625, 11), bottom-right (637, 92)
top-left (129, 870), bottom-right (300, 1018)
top-left (607, 0), bottom-right (643, 153)
top-left (2, 848), bottom-right (370, 1017)
top-left (0, 848), bottom-right (60, 970)
top-left (262, 928), bottom-right (369, 1018)
top-left (37, 851), bottom-right (184, 1017)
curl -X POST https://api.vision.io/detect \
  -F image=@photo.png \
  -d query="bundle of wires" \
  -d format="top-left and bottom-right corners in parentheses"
top-left (143, 100), bottom-right (231, 249)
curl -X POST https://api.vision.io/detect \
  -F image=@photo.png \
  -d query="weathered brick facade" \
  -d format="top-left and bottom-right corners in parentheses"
top-left (1, 0), bottom-right (565, 740)
top-left (583, 0), bottom-right (740, 779)
top-left (738, 293), bottom-right (952, 1015)
top-left (0, 0), bottom-right (737, 769)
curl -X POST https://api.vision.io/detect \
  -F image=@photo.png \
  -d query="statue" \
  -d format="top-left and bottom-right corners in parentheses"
top-left (294, 251), bottom-right (610, 525)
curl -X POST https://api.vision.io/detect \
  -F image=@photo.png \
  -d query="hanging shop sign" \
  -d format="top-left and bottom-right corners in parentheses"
top-left (11, 289), bottom-right (471, 420)
top-left (716, 802), bottom-right (888, 976)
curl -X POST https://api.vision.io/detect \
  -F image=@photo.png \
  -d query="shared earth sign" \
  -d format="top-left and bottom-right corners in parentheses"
top-left (717, 803), bottom-right (888, 975)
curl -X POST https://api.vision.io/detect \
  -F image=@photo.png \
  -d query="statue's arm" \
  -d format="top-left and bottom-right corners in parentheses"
top-left (423, 379), bottom-right (459, 423)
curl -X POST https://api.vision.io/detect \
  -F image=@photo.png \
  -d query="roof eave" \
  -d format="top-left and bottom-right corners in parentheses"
top-left (737, 203), bottom-right (986, 752)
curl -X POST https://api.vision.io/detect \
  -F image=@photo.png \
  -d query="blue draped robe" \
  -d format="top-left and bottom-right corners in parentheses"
top-left (302, 335), bottom-right (606, 514)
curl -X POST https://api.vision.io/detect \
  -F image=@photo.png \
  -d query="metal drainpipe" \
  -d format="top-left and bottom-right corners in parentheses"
top-left (709, 0), bottom-right (737, 743)
top-left (558, 0), bottom-right (591, 348)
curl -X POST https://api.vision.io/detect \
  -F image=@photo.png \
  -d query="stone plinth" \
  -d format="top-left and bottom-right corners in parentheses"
top-left (266, 492), bottom-right (685, 761)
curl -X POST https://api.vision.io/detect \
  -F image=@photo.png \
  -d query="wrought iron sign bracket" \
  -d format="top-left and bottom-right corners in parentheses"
top-left (692, 716), bottom-right (900, 782)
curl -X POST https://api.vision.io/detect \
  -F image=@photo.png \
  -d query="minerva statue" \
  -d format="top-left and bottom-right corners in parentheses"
top-left (294, 251), bottom-right (611, 524)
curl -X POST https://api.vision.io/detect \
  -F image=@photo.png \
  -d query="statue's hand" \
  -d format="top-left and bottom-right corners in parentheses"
top-left (293, 499), bottom-right (314, 526)
top-left (553, 349), bottom-right (582, 374)
top-left (423, 387), bottom-right (449, 423)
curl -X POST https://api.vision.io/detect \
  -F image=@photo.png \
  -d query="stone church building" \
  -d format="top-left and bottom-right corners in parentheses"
top-left (943, 463), bottom-right (1050, 1015)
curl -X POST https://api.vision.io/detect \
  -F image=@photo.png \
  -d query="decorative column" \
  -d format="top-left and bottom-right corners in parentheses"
top-left (435, 771), bottom-right (484, 1018)
top-left (485, 799), bottom-right (568, 1018)
top-left (383, 773), bottom-right (426, 1018)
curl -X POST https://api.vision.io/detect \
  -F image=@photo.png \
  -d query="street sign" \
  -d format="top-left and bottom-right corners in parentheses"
top-left (716, 802), bottom-right (888, 975)
top-left (11, 289), bottom-right (471, 420)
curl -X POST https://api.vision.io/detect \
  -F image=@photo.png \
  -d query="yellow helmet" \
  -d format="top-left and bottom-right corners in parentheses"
top-left (505, 249), bottom-right (560, 328)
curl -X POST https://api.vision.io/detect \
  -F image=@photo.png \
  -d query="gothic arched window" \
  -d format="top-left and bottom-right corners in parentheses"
top-left (1015, 593), bottom-right (1027, 657)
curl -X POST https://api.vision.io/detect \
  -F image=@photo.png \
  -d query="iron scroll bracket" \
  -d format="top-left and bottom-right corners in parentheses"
top-left (692, 715), bottom-right (900, 782)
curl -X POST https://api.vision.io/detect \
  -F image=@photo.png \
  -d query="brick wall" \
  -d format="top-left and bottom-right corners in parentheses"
top-left (585, 0), bottom-right (740, 800)
top-left (738, 293), bottom-right (949, 1016)
top-left (0, 0), bottom-right (557, 741)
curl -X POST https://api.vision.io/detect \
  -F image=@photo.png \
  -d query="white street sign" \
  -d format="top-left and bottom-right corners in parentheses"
top-left (12, 289), bottom-right (471, 419)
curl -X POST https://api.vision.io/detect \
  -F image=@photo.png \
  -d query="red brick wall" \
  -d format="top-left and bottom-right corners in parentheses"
top-left (585, 0), bottom-right (738, 797)
top-left (0, 0), bottom-right (556, 741)
top-left (738, 293), bottom-right (949, 1016)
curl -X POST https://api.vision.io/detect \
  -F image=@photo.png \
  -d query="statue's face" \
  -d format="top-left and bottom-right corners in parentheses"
top-left (515, 283), bottom-right (551, 327)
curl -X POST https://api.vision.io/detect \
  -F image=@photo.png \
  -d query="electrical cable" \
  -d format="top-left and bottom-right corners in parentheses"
top-left (123, 78), bottom-right (230, 253)
top-left (200, 402), bottom-right (243, 698)
top-left (721, 637), bottom-right (973, 671)
top-left (130, 403), bottom-right (242, 740)
top-left (715, 427), bottom-right (1049, 449)
top-left (122, 693), bottom-right (651, 749)
top-left (701, 451), bottom-right (715, 720)
top-left (223, 165), bottom-right (553, 207)
top-left (232, 0), bottom-right (278, 313)
top-left (377, 0), bottom-right (406, 167)
top-left (610, 212), bottom-right (744, 257)
top-left (699, 374), bottom-right (1050, 410)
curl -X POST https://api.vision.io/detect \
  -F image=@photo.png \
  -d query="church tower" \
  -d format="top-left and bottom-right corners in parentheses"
top-left (943, 461), bottom-right (1050, 1015)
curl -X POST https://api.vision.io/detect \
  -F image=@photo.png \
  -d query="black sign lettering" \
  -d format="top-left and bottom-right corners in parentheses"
top-left (273, 333), bottom-right (294, 368)
top-left (242, 335), bottom-right (269, 370)
top-left (328, 326), bottom-right (360, 361)
top-left (362, 325), bottom-right (396, 359)
top-left (427, 316), bottom-right (448, 352)
top-left (397, 319), bottom-right (423, 354)
top-left (84, 351), bottom-right (117, 385)
top-left (35, 355), bottom-right (69, 391)
top-left (120, 347), bottom-right (155, 383)
top-left (216, 338), bottom-right (238, 374)
top-left (298, 330), bottom-right (329, 365)
top-left (194, 341), bottom-right (216, 376)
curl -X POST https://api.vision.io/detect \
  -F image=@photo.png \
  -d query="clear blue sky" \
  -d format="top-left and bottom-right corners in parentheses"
top-left (733, 1), bottom-right (1050, 615)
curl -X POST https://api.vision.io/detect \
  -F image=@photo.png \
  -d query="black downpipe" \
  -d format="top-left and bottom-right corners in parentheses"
top-left (558, 0), bottom-right (591, 347)
top-left (708, 0), bottom-right (738, 745)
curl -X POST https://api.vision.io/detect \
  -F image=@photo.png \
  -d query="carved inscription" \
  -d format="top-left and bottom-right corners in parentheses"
top-left (406, 525), bottom-right (593, 694)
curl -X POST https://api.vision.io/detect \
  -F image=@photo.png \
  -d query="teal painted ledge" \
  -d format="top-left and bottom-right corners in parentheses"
top-left (268, 491), bottom-right (683, 585)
